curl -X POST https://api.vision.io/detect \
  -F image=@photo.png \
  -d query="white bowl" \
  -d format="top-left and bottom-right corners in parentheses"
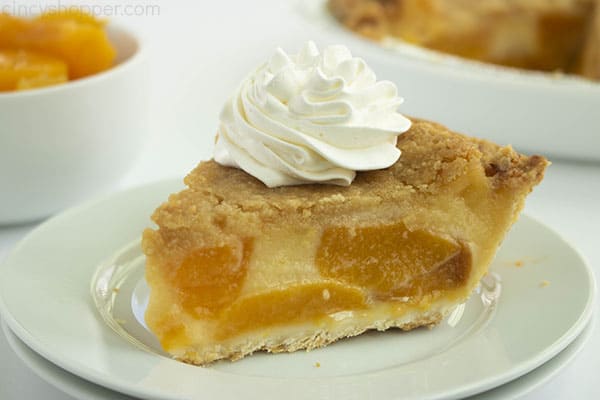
top-left (303, 1), bottom-right (600, 161)
top-left (0, 24), bottom-right (148, 225)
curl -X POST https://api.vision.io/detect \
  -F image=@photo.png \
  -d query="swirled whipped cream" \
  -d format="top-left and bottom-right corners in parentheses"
top-left (214, 41), bottom-right (411, 187)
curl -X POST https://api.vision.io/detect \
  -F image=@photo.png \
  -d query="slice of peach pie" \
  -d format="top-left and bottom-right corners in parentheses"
top-left (142, 43), bottom-right (547, 365)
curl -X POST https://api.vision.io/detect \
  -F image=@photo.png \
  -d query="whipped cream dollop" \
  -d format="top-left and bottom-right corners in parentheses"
top-left (214, 41), bottom-right (411, 187)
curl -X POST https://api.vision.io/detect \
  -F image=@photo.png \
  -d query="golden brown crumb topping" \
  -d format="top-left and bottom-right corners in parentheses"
top-left (150, 119), bottom-right (547, 235)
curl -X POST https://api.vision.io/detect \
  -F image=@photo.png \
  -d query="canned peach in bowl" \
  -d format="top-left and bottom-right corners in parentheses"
top-left (0, 11), bottom-right (148, 224)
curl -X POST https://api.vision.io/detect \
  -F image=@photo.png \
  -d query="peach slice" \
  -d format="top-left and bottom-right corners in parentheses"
top-left (0, 49), bottom-right (68, 91)
top-left (0, 12), bottom-right (115, 80)
top-left (171, 240), bottom-right (253, 318)
top-left (217, 283), bottom-right (367, 340)
top-left (316, 222), bottom-right (471, 300)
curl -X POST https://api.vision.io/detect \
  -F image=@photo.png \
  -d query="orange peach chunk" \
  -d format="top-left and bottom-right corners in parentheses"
top-left (0, 49), bottom-right (67, 91)
top-left (171, 240), bottom-right (253, 318)
top-left (217, 283), bottom-right (367, 340)
top-left (0, 12), bottom-right (115, 80)
top-left (316, 222), bottom-right (471, 300)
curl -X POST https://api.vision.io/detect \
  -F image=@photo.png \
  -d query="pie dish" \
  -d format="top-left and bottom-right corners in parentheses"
top-left (328, 0), bottom-right (600, 79)
top-left (142, 119), bottom-right (547, 364)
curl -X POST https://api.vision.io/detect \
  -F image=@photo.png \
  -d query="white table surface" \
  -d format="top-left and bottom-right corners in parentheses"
top-left (1, 1), bottom-right (599, 399)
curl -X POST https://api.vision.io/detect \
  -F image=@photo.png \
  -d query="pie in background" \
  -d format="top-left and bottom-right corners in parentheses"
top-left (575, 0), bottom-right (600, 79)
top-left (328, 0), bottom-right (600, 79)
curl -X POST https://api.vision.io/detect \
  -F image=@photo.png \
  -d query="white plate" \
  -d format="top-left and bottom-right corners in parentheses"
top-left (3, 317), bottom-right (594, 400)
top-left (0, 180), bottom-right (595, 400)
top-left (1, 320), bottom-right (133, 400)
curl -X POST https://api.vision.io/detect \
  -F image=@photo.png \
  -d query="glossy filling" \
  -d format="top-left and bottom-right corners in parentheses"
top-left (216, 283), bottom-right (367, 340)
top-left (416, 12), bottom-right (586, 71)
top-left (316, 222), bottom-right (471, 300)
top-left (171, 240), bottom-right (253, 318)
top-left (159, 222), bottom-right (472, 346)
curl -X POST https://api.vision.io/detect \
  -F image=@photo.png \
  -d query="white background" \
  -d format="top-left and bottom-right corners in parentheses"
top-left (0, 1), bottom-right (599, 399)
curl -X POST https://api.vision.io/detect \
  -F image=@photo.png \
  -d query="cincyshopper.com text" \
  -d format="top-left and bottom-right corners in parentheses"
top-left (1, 1), bottom-right (161, 17)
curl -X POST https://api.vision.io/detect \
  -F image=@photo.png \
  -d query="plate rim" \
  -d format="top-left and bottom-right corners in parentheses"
top-left (1, 319), bottom-right (134, 400)
top-left (0, 179), bottom-right (596, 400)
top-left (3, 316), bottom-right (595, 400)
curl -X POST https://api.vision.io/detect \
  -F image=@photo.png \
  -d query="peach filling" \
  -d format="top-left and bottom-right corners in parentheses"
top-left (316, 222), bottom-right (471, 300)
top-left (216, 283), bottom-right (367, 340)
top-left (423, 12), bottom-right (587, 71)
top-left (159, 324), bottom-right (190, 352)
top-left (170, 240), bottom-right (253, 318)
top-left (159, 222), bottom-right (472, 345)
